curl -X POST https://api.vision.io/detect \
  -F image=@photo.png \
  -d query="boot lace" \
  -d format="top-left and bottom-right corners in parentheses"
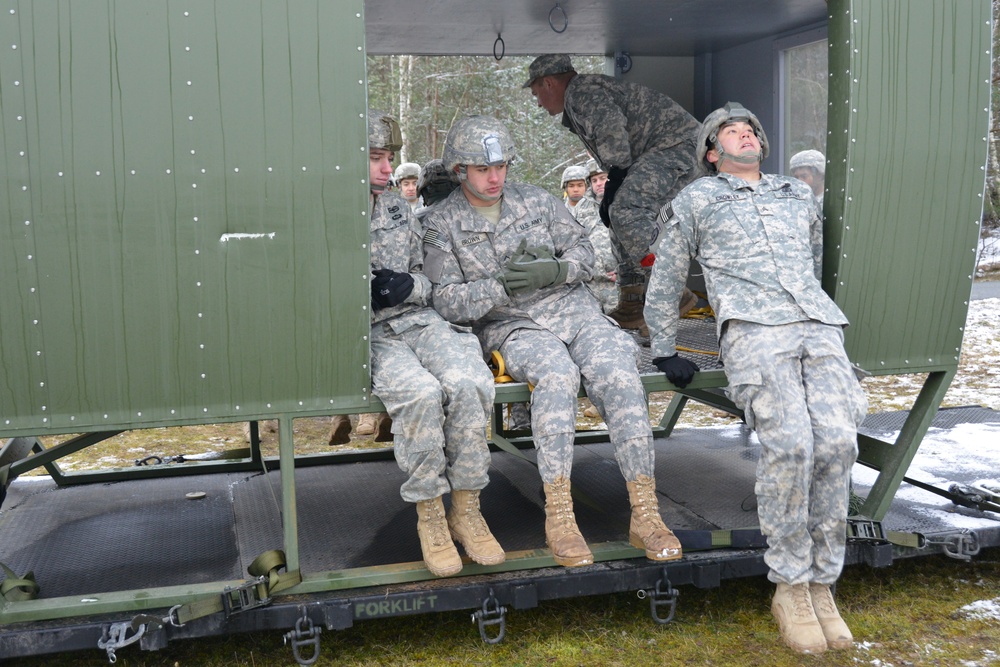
top-left (790, 584), bottom-right (815, 619)
top-left (424, 503), bottom-right (450, 547)
top-left (459, 495), bottom-right (490, 538)
top-left (811, 585), bottom-right (836, 616)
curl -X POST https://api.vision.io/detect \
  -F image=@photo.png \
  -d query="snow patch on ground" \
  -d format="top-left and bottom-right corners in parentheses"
top-left (956, 598), bottom-right (1000, 622)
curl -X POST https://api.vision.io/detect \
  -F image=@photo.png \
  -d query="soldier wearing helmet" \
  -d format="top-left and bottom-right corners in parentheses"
top-left (566, 161), bottom-right (617, 315)
top-left (645, 103), bottom-right (866, 655)
top-left (560, 165), bottom-right (589, 213)
top-left (423, 115), bottom-right (682, 569)
top-left (585, 158), bottom-right (608, 203)
top-left (361, 109), bottom-right (503, 580)
top-left (524, 54), bottom-right (701, 335)
top-left (789, 149), bottom-right (826, 206)
top-left (394, 162), bottom-right (423, 212)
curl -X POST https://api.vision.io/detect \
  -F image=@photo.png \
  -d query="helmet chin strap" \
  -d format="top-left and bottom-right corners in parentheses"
top-left (457, 165), bottom-right (503, 202)
top-left (716, 148), bottom-right (762, 169)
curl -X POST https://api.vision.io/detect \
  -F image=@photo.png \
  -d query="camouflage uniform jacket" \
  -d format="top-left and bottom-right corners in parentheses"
top-left (572, 195), bottom-right (616, 274)
top-left (646, 171), bottom-right (849, 357)
top-left (370, 191), bottom-right (442, 333)
top-left (560, 73), bottom-right (700, 170)
top-left (422, 182), bottom-right (598, 354)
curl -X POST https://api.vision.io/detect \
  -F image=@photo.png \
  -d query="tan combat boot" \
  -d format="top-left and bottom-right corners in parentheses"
top-left (374, 413), bottom-right (394, 442)
top-left (607, 284), bottom-right (646, 331)
top-left (416, 497), bottom-right (463, 577)
top-left (543, 477), bottom-right (594, 567)
top-left (625, 474), bottom-right (683, 561)
top-left (771, 582), bottom-right (828, 654)
top-left (327, 414), bottom-right (352, 445)
top-left (356, 413), bottom-right (379, 436)
top-left (809, 583), bottom-right (853, 649)
top-left (447, 489), bottom-right (505, 566)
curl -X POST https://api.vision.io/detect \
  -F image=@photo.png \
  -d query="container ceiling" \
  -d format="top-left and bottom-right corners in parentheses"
top-left (364, 0), bottom-right (828, 56)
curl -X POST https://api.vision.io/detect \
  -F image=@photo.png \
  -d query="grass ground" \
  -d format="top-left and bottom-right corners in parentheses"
top-left (5, 549), bottom-right (999, 666)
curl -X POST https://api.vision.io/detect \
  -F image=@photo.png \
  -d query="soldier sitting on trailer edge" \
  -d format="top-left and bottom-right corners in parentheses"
top-left (365, 109), bottom-right (504, 577)
top-left (422, 114), bottom-right (682, 568)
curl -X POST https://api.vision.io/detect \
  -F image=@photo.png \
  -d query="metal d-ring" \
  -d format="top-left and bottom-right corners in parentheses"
top-left (494, 33), bottom-right (505, 61)
top-left (549, 3), bottom-right (568, 33)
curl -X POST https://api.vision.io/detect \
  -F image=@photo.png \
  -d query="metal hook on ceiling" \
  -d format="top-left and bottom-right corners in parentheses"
top-left (548, 2), bottom-right (568, 34)
top-left (494, 33), bottom-right (505, 61)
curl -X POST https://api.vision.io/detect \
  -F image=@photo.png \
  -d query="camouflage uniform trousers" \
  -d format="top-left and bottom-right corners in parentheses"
top-left (587, 276), bottom-right (618, 314)
top-left (371, 319), bottom-right (496, 503)
top-left (609, 144), bottom-right (697, 288)
top-left (721, 320), bottom-right (868, 585)
top-left (499, 319), bottom-right (655, 483)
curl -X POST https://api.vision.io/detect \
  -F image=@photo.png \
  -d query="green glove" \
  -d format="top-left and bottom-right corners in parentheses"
top-left (502, 253), bottom-right (569, 294)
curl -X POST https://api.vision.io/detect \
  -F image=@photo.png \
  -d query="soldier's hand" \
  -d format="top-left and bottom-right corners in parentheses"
top-left (502, 257), bottom-right (569, 294)
top-left (652, 354), bottom-right (699, 389)
top-left (599, 166), bottom-right (628, 226)
top-left (371, 268), bottom-right (415, 310)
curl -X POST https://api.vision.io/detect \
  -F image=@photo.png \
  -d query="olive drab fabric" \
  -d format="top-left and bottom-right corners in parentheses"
top-left (645, 168), bottom-right (867, 586)
top-left (369, 191), bottom-right (495, 503)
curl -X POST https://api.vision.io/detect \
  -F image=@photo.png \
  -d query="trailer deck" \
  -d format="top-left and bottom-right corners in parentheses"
top-left (2, 405), bottom-right (997, 660)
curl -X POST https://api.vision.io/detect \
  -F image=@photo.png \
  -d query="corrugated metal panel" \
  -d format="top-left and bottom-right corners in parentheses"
top-left (0, 1), bottom-right (372, 436)
top-left (826, 0), bottom-right (990, 374)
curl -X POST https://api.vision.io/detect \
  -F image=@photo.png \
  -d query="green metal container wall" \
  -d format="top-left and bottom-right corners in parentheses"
top-left (826, 0), bottom-right (991, 375)
top-left (0, 1), bottom-right (372, 437)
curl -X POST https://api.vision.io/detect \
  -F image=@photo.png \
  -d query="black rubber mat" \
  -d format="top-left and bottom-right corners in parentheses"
top-left (0, 474), bottom-right (243, 596)
top-left (634, 316), bottom-right (724, 372)
top-left (860, 404), bottom-right (1000, 434)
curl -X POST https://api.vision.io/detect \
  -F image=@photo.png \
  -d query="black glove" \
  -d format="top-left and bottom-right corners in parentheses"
top-left (652, 354), bottom-right (699, 389)
top-left (599, 166), bottom-right (628, 227)
top-left (371, 268), bottom-right (414, 310)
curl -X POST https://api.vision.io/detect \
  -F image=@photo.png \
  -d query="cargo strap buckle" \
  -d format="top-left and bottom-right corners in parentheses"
top-left (97, 620), bottom-right (147, 663)
top-left (284, 606), bottom-right (322, 666)
top-left (846, 517), bottom-right (887, 543)
top-left (222, 575), bottom-right (271, 616)
top-left (638, 570), bottom-right (679, 624)
top-left (472, 588), bottom-right (507, 644)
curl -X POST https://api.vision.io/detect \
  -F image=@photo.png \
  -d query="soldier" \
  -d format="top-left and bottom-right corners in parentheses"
top-left (364, 109), bottom-right (503, 577)
top-left (577, 160), bottom-right (617, 312)
top-left (560, 164), bottom-right (589, 215)
top-left (395, 162), bottom-right (423, 212)
top-left (789, 149), bottom-right (826, 208)
top-left (585, 157), bottom-right (608, 203)
top-left (645, 103), bottom-right (868, 654)
top-left (524, 54), bottom-right (700, 334)
top-left (423, 115), bottom-right (682, 568)
top-left (413, 158), bottom-right (460, 223)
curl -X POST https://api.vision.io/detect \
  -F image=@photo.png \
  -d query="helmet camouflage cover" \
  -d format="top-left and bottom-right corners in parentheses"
top-left (789, 149), bottom-right (825, 176)
top-left (394, 162), bottom-right (421, 182)
top-left (442, 115), bottom-right (516, 172)
top-left (585, 157), bottom-right (606, 178)
top-left (368, 109), bottom-right (403, 152)
top-left (696, 102), bottom-right (769, 174)
top-left (561, 165), bottom-right (589, 189)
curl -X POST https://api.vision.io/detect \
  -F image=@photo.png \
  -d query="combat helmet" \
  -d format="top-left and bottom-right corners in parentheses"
top-left (585, 158), bottom-right (606, 178)
top-left (561, 165), bottom-right (589, 190)
top-left (417, 158), bottom-right (460, 206)
top-left (696, 102), bottom-right (769, 174)
top-left (442, 115), bottom-right (516, 173)
top-left (394, 162), bottom-right (421, 183)
top-left (368, 109), bottom-right (403, 152)
top-left (789, 149), bottom-right (825, 176)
